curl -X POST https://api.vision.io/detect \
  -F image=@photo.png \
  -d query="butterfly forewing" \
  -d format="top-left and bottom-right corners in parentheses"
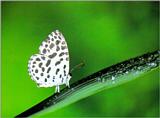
top-left (28, 30), bottom-right (70, 87)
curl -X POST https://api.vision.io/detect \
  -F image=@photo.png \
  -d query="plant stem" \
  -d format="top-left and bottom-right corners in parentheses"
top-left (15, 50), bottom-right (159, 117)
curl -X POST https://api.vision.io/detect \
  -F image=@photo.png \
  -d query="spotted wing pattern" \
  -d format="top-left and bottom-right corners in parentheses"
top-left (28, 30), bottom-right (70, 88)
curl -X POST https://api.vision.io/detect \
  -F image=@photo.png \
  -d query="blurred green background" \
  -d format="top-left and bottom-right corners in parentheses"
top-left (2, 1), bottom-right (159, 117)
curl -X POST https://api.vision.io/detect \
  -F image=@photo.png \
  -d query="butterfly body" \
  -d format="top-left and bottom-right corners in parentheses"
top-left (28, 30), bottom-right (71, 93)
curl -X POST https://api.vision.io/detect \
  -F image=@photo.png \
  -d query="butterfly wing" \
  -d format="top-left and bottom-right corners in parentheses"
top-left (28, 30), bottom-right (70, 87)
top-left (39, 30), bottom-right (68, 57)
top-left (28, 54), bottom-right (55, 87)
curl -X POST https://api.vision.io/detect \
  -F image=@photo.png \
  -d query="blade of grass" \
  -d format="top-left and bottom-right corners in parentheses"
top-left (16, 50), bottom-right (159, 117)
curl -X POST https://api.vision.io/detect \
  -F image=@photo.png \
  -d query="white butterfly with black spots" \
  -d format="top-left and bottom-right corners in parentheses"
top-left (28, 30), bottom-right (71, 93)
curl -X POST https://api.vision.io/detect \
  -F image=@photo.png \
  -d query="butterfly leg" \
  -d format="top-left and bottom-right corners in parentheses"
top-left (66, 79), bottom-right (70, 88)
top-left (55, 86), bottom-right (58, 93)
top-left (57, 85), bottom-right (60, 93)
top-left (55, 85), bottom-right (60, 93)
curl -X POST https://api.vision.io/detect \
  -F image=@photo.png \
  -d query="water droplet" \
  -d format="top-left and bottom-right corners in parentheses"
top-left (71, 88), bottom-right (74, 91)
top-left (125, 71), bottom-right (129, 74)
top-left (147, 62), bottom-right (156, 67)
top-left (137, 66), bottom-right (141, 70)
top-left (97, 77), bottom-right (106, 83)
top-left (148, 57), bottom-right (152, 61)
top-left (97, 77), bottom-right (101, 82)
top-left (111, 76), bottom-right (115, 81)
top-left (141, 58), bottom-right (144, 61)
top-left (151, 63), bottom-right (156, 66)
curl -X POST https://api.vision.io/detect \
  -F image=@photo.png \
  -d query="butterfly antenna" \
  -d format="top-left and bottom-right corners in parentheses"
top-left (70, 61), bottom-right (85, 73)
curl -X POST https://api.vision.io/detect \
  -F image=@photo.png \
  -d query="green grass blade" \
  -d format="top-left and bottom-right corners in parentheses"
top-left (15, 50), bottom-right (159, 117)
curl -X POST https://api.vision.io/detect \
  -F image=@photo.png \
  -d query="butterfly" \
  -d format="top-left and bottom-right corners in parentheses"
top-left (28, 30), bottom-right (71, 93)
